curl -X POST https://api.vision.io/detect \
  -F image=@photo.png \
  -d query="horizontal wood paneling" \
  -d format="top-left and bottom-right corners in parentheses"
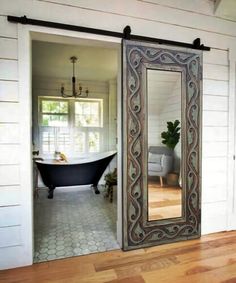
top-left (202, 201), bottom-right (227, 234)
top-left (202, 185), bottom-right (227, 203)
top-left (0, 103), bottom-right (19, 122)
top-left (33, 78), bottom-right (109, 94)
top-left (0, 186), bottom-right (20, 206)
top-left (0, 226), bottom-right (21, 248)
top-left (0, 16), bottom-right (17, 38)
top-left (0, 81), bottom-right (18, 102)
top-left (0, 165), bottom-right (20, 185)
top-left (203, 157), bottom-right (227, 172)
top-left (0, 145), bottom-right (20, 164)
top-left (0, 38), bottom-right (17, 60)
top-left (0, 59), bottom-right (18, 80)
top-left (203, 142), bottom-right (227, 157)
top-left (203, 80), bottom-right (228, 96)
top-left (202, 171), bottom-right (227, 188)
top-left (0, 124), bottom-right (20, 144)
top-left (203, 111), bottom-right (228, 127)
top-left (0, 206), bottom-right (20, 227)
top-left (140, 0), bottom-right (215, 15)
top-left (203, 64), bottom-right (228, 81)
top-left (203, 95), bottom-right (228, 111)
top-left (35, 0), bottom-right (236, 37)
top-left (203, 48), bottom-right (228, 66)
top-left (203, 127), bottom-right (228, 142)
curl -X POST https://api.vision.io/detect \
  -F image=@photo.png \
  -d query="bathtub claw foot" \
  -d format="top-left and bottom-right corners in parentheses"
top-left (92, 185), bottom-right (100, 194)
top-left (48, 187), bottom-right (55, 199)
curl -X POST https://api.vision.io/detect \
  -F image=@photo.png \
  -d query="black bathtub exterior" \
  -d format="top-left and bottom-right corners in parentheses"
top-left (35, 152), bottom-right (116, 199)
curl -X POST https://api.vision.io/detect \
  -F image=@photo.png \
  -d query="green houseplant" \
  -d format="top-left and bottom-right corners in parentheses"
top-left (161, 120), bottom-right (180, 149)
top-left (104, 168), bottom-right (117, 202)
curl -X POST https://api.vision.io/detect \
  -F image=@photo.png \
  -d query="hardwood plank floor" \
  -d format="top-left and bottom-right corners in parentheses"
top-left (148, 180), bottom-right (182, 221)
top-left (1, 231), bottom-right (236, 283)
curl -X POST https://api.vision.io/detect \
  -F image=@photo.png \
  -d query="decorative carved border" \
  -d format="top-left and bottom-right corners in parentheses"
top-left (122, 40), bottom-right (202, 250)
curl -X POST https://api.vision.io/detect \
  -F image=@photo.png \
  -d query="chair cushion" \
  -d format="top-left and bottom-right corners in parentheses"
top-left (148, 163), bottom-right (162, 172)
top-left (148, 153), bottom-right (162, 164)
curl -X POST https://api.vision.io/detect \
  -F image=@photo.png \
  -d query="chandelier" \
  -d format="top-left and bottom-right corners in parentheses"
top-left (61, 56), bottom-right (89, 98)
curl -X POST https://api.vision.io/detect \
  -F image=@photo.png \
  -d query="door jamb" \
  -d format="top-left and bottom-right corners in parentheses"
top-left (227, 45), bottom-right (236, 230)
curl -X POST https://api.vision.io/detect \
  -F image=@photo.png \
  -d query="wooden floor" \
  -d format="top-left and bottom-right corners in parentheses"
top-left (148, 181), bottom-right (182, 221)
top-left (2, 231), bottom-right (236, 282)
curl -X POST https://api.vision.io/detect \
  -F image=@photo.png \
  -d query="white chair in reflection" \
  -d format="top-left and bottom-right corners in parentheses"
top-left (148, 146), bottom-right (173, 187)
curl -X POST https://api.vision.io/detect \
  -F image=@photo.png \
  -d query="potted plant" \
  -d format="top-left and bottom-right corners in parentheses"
top-left (161, 120), bottom-right (181, 186)
top-left (104, 168), bottom-right (117, 202)
top-left (161, 120), bottom-right (180, 150)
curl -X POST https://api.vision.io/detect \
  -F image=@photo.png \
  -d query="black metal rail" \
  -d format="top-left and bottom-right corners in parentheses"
top-left (7, 15), bottom-right (210, 51)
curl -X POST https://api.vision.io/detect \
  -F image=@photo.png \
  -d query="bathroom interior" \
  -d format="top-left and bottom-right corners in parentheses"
top-left (32, 38), bottom-right (120, 262)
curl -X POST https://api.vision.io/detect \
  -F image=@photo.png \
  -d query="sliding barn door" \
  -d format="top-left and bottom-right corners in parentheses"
top-left (122, 39), bottom-right (202, 250)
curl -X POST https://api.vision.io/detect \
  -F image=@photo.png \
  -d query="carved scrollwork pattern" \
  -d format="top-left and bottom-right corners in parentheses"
top-left (123, 40), bottom-right (202, 249)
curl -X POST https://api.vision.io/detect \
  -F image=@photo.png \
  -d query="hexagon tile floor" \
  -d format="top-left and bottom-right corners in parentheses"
top-left (34, 186), bottom-right (119, 263)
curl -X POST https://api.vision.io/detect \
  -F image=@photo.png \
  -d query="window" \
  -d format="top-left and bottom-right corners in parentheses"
top-left (75, 100), bottom-right (101, 127)
top-left (41, 100), bottom-right (68, 127)
top-left (38, 97), bottom-right (103, 156)
top-left (74, 100), bottom-right (102, 153)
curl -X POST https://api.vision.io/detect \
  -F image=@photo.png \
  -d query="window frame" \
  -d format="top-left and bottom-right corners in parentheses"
top-left (38, 97), bottom-right (69, 127)
top-left (38, 96), bottom-right (104, 156)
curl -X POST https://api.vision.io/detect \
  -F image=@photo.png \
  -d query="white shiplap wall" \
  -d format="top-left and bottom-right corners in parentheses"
top-left (0, 0), bottom-right (235, 269)
top-left (0, 14), bottom-right (23, 268)
top-left (202, 48), bottom-right (229, 233)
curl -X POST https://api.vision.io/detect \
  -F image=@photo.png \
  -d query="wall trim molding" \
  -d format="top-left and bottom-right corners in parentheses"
top-left (227, 44), bottom-right (236, 230)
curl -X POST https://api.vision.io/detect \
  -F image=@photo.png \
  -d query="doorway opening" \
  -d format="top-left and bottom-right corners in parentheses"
top-left (31, 36), bottom-right (121, 262)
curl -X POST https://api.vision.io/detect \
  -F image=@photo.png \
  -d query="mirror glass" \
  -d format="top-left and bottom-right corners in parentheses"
top-left (147, 69), bottom-right (182, 221)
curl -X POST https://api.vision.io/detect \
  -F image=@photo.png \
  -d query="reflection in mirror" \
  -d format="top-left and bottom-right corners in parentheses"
top-left (147, 69), bottom-right (182, 221)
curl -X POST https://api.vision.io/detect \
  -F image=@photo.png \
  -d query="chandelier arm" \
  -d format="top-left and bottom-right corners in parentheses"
top-left (61, 85), bottom-right (74, 98)
top-left (61, 55), bottom-right (88, 98)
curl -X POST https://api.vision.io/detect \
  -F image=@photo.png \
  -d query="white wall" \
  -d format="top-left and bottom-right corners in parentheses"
top-left (0, 0), bottom-right (236, 269)
top-left (159, 79), bottom-right (181, 171)
top-left (108, 80), bottom-right (117, 150)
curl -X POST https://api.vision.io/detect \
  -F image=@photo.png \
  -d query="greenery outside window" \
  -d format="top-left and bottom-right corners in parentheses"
top-left (38, 97), bottom-right (103, 156)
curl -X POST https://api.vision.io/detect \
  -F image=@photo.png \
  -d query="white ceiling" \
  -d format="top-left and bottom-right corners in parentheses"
top-left (32, 40), bottom-right (118, 82)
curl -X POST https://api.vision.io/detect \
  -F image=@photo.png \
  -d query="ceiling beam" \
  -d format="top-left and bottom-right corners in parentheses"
top-left (214, 0), bottom-right (223, 14)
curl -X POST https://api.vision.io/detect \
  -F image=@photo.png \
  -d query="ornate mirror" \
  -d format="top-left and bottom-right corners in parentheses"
top-left (122, 40), bottom-right (202, 250)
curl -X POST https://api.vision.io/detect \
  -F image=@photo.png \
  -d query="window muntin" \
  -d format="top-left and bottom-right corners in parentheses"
top-left (75, 101), bottom-right (101, 127)
top-left (42, 130), bottom-right (55, 154)
top-left (41, 114), bottom-right (68, 127)
top-left (74, 131), bottom-right (86, 153)
top-left (38, 97), bottom-right (103, 156)
top-left (40, 99), bottom-right (69, 127)
top-left (88, 132), bottom-right (100, 152)
top-left (42, 100), bottom-right (68, 114)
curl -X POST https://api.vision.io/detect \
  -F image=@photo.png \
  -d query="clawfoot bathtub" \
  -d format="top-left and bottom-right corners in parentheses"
top-left (35, 151), bottom-right (117, 199)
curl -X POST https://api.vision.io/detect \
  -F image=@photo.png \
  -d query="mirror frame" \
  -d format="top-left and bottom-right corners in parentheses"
top-left (122, 39), bottom-right (202, 250)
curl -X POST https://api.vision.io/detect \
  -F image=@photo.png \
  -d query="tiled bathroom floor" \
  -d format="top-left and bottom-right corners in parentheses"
top-left (34, 186), bottom-right (119, 263)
